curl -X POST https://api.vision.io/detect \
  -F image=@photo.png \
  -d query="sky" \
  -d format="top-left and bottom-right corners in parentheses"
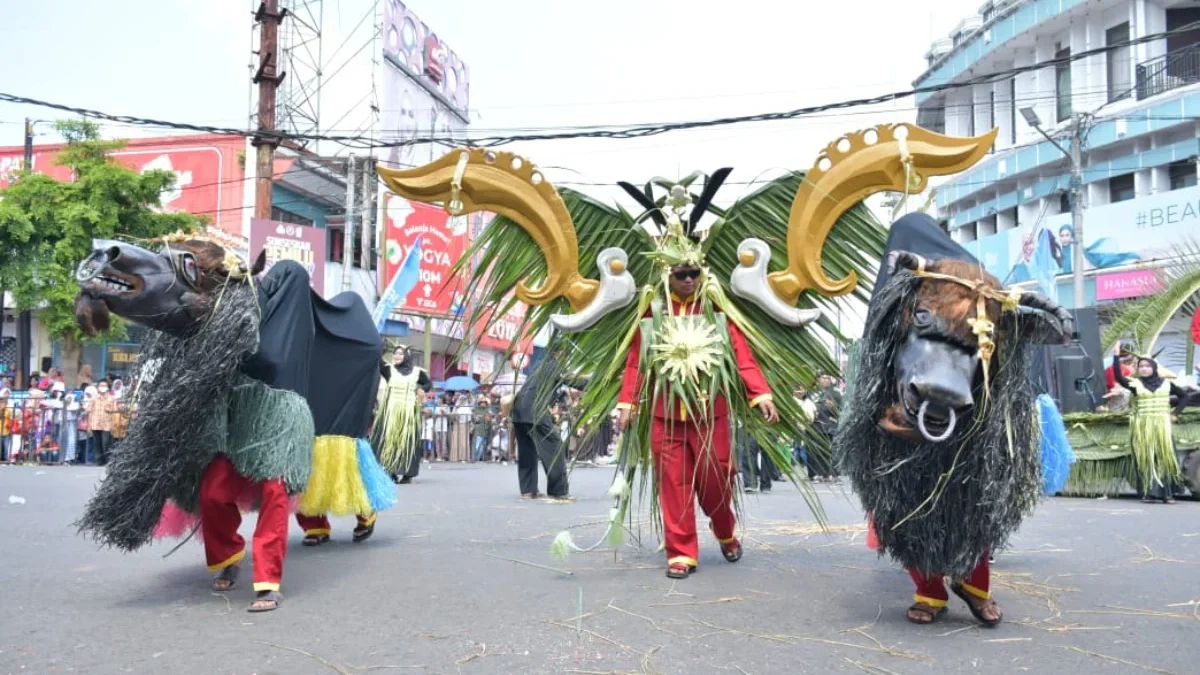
top-left (0, 0), bottom-right (975, 335)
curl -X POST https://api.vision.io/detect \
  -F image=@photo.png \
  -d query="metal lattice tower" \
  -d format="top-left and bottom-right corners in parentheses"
top-left (273, 0), bottom-right (324, 147)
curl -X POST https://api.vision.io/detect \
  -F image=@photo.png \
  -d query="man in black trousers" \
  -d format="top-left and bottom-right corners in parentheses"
top-left (512, 354), bottom-right (571, 501)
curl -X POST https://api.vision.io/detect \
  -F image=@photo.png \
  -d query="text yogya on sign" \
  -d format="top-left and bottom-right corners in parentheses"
top-left (249, 218), bottom-right (327, 293)
top-left (382, 195), bottom-right (467, 317)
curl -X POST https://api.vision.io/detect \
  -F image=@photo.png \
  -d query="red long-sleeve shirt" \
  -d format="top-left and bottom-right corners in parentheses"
top-left (616, 294), bottom-right (772, 421)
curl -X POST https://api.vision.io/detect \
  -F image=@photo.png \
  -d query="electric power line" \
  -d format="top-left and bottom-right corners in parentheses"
top-left (1, 21), bottom-right (1196, 150)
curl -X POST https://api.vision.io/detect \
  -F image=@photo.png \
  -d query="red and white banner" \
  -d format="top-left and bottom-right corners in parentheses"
top-left (473, 296), bottom-right (532, 354)
top-left (381, 194), bottom-right (468, 317)
top-left (0, 135), bottom-right (246, 237)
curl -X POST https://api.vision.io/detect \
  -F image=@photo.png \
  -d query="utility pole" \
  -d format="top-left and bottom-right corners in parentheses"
top-left (1019, 107), bottom-right (1089, 310)
top-left (253, 0), bottom-right (286, 220)
top-left (15, 119), bottom-right (35, 388)
top-left (342, 154), bottom-right (357, 292)
top-left (359, 155), bottom-right (374, 273)
top-left (1068, 118), bottom-right (1086, 310)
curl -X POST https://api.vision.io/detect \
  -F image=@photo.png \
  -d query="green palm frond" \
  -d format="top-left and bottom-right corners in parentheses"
top-left (1101, 240), bottom-right (1200, 355)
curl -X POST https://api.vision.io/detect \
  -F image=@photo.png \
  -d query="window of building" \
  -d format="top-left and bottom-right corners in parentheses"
top-left (270, 207), bottom-right (314, 228)
top-left (986, 91), bottom-right (996, 152)
top-left (1059, 191), bottom-right (1071, 214)
top-left (1009, 78), bottom-right (1018, 145)
top-left (1169, 159), bottom-right (1198, 190)
top-left (1109, 173), bottom-right (1135, 203)
top-left (967, 98), bottom-right (976, 137)
top-left (326, 226), bottom-right (378, 270)
top-left (917, 103), bottom-right (946, 134)
top-left (1107, 23), bottom-right (1132, 102)
top-left (1055, 46), bottom-right (1072, 122)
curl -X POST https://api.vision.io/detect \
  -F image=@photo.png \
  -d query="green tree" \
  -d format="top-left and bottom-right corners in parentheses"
top-left (0, 120), bottom-right (208, 383)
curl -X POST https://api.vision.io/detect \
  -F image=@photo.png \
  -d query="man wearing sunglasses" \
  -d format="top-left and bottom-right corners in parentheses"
top-left (615, 263), bottom-right (778, 579)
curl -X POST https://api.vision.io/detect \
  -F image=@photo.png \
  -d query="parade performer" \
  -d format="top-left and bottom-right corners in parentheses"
top-left (1110, 348), bottom-right (1194, 503)
top-left (611, 232), bottom-right (778, 577)
top-left (836, 212), bottom-right (1075, 628)
top-left (372, 344), bottom-right (433, 484)
top-left (375, 123), bottom-right (995, 577)
top-left (73, 236), bottom-right (394, 612)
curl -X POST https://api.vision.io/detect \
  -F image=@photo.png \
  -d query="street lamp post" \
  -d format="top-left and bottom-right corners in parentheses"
top-left (1020, 107), bottom-right (1086, 309)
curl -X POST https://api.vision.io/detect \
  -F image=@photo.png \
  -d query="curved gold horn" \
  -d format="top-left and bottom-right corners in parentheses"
top-left (769, 123), bottom-right (998, 302)
top-left (376, 148), bottom-right (598, 311)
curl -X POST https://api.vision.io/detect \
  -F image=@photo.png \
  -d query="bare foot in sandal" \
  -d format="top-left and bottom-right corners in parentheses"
top-left (211, 564), bottom-right (240, 592)
top-left (950, 584), bottom-right (1003, 626)
top-left (248, 590), bottom-right (281, 612)
top-left (906, 602), bottom-right (946, 624)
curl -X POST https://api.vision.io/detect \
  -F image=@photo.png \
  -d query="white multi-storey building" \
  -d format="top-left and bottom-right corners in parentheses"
top-left (914, 0), bottom-right (1199, 336)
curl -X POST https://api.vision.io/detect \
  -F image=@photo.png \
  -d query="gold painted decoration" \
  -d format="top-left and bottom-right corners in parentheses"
top-left (376, 149), bottom-right (598, 311)
top-left (771, 123), bottom-right (998, 302)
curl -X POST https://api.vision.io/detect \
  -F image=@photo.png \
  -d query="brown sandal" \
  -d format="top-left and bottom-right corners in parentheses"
top-left (950, 584), bottom-right (1003, 627)
top-left (906, 602), bottom-right (946, 624)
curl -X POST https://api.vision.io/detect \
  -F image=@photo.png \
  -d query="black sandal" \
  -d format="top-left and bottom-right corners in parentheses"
top-left (248, 590), bottom-right (282, 613)
top-left (950, 584), bottom-right (1002, 627)
top-left (906, 602), bottom-right (947, 624)
top-left (720, 539), bottom-right (743, 563)
top-left (211, 565), bottom-right (240, 592)
top-left (666, 563), bottom-right (695, 579)
top-left (302, 534), bottom-right (330, 547)
top-left (352, 521), bottom-right (375, 543)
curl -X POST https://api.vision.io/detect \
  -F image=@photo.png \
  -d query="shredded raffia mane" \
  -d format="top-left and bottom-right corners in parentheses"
top-left (834, 269), bottom-right (1041, 577)
top-left (74, 281), bottom-right (261, 551)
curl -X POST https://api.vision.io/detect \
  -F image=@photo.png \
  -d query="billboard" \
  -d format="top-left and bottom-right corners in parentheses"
top-left (379, 1), bottom-right (469, 174)
top-left (473, 299), bottom-right (533, 354)
top-left (249, 218), bottom-right (327, 292)
top-left (0, 135), bottom-right (247, 237)
top-left (381, 195), bottom-right (468, 317)
top-left (961, 183), bottom-right (1200, 287)
top-left (381, 0), bottom-right (469, 119)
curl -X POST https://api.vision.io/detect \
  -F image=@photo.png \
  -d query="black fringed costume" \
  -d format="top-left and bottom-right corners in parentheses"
top-left (835, 215), bottom-right (1042, 579)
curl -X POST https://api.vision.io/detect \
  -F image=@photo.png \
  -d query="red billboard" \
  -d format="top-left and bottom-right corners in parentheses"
top-left (381, 193), bottom-right (468, 317)
top-left (249, 218), bottom-right (327, 293)
top-left (0, 135), bottom-right (247, 237)
top-left (474, 299), bottom-right (532, 354)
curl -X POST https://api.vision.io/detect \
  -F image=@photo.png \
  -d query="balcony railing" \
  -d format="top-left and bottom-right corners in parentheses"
top-left (1136, 43), bottom-right (1200, 100)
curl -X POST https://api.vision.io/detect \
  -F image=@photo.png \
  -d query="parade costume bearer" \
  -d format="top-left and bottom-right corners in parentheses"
top-left (74, 234), bottom-right (394, 613)
top-left (616, 262), bottom-right (777, 578)
top-left (374, 132), bottom-right (908, 579)
top-left (372, 345), bottom-right (433, 484)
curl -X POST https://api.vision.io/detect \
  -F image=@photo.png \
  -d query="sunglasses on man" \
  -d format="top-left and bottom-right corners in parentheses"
top-left (672, 269), bottom-right (701, 281)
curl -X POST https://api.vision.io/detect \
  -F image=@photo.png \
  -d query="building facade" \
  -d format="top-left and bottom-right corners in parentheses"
top-left (915, 0), bottom-right (1200, 369)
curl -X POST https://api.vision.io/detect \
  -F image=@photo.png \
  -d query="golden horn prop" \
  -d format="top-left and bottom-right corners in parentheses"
top-left (376, 148), bottom-right (598, 310)
top-left (770, 123), bottom-right (998, 302)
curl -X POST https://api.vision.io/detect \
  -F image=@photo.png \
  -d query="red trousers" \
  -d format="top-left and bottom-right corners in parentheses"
top-left (199, 455), bottom-right (289, 592)
top-left (908, 555), bottom-right (991, 608)
top-left (295, 512), bottom-right (375, 535)
top-left (652, 416), bottom-right (737, 567)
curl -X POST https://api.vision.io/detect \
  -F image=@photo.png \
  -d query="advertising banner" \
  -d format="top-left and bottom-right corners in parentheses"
top-left (962, 184), bottom-right (1200, 286)
top-left (249, 218), bottom-right (327, 292)
top-left (473, 297), bottom-right (532, 355)
top-left (0, 136), bottom-right (246, 235)
top-left (381, 194), bottom-right (468, 318)
top-left (1095, 269), bottom-right (1164, 301)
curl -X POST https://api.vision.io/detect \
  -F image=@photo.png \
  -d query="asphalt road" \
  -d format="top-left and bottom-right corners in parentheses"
top-left (1, 461), bottom-right (1198, 675)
